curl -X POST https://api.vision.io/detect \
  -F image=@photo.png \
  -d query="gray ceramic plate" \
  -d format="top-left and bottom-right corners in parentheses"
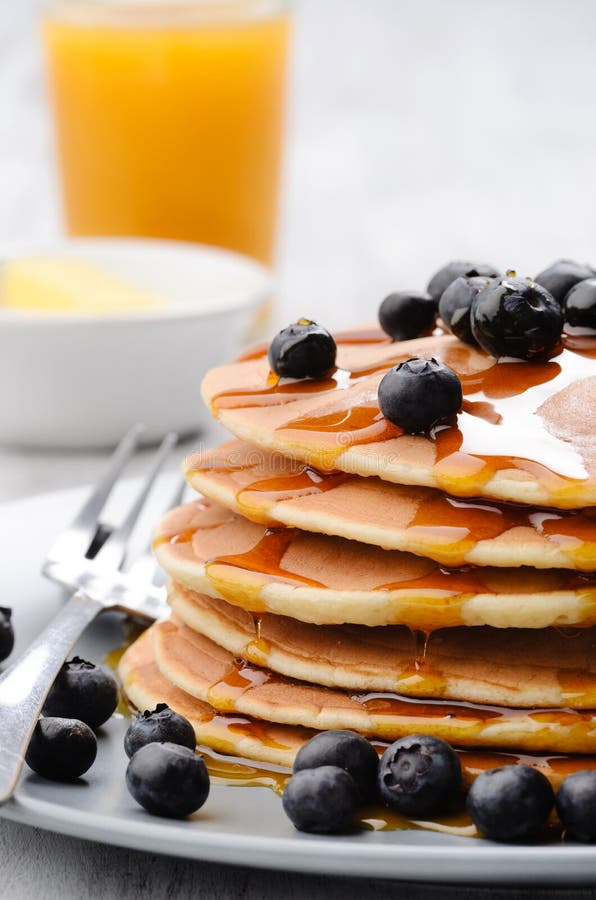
top-left (1, 484), bottom-right (595, 885)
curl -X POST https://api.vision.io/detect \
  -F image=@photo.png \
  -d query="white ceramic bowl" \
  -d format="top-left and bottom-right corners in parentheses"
top-left (0, 238), bottom-right (272, 448)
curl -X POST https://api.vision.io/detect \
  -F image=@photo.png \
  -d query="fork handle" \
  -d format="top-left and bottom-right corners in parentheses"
top-left (0, 591), bottom-right (103, 804)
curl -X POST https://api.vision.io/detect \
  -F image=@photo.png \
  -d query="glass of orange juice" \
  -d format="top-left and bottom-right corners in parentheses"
top-left (41, 1), bottom-right (291, 266)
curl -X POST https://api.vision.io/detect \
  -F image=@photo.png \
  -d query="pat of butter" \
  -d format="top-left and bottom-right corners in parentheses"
top-left (0, 257), bottom-right (164, 313)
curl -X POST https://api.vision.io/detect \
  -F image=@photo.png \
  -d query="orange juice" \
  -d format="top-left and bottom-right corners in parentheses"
top-left (42, 2), bottom-right (290, 264)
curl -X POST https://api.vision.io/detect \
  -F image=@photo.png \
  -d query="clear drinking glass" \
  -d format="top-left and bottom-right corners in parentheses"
top-left (41, 1), bottom-right (291, 265)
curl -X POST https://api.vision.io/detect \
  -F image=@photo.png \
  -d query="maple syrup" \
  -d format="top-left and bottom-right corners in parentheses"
top-left (210, 330), bottom-right (596, 506)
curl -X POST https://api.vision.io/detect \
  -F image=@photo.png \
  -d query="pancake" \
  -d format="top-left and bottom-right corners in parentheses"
top-left (151, 617), bottom-right (596, 753)
top-left (183, 440), bottom-right (596, 571)
top-left (202, 329), bottom-right (596, 509)
top-left (118, 627), bottom-right (596, 790)
top-left (168, 580), bottom-right (596, 709)
top-left (119, 627), bottom-right (313, 766)
top-left (155, 498), bottom-right (596, 629)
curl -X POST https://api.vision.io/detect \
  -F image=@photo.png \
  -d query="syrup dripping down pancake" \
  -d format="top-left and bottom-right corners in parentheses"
top-left (150, 617), bottom-right (596, 754)
top-left (118, 627), bottom-right (596, 789)
top-left (183, 442), bottom-right (596, 571)
top-left (154, 498), bottom-right (596, 629)
top-left (167, 580), bottom-right (596, 709)
top-left (201, 330), bottom-right (596, 509)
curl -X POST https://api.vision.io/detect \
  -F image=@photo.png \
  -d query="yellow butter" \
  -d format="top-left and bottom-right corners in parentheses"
top-left (1, 257), bottom-right (164, 313)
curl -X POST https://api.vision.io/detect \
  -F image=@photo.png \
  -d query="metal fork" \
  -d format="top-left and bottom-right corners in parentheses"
top-left (0, 424), bottom-right (185, 804)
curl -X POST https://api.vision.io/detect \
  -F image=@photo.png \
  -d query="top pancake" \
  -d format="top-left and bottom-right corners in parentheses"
top-left (202, 329), bottom-right (596, 509)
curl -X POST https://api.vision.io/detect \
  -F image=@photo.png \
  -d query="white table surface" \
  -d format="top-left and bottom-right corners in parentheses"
top-left (1, 0), bottom-right (596, 895)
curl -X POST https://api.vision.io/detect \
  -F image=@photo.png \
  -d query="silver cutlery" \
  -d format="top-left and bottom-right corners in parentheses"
top-left (0, 424), bottom-right (184, 803)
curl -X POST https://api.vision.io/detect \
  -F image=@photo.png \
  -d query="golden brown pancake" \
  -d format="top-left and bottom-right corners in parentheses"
top-left (202, 330), bottom-right (596, 509)
top-left (150, 617), bottom-right (596, 754)
top-left (183, 441), bottom-right (596, 571)
top-left (119, 626), bottom-right (596, 790)
top-left (119, 628), bottom-right (313, 766)
top-left (168, 580), bottom-right (596, 709)
top-left (155, 498), bottom-right (596, 629)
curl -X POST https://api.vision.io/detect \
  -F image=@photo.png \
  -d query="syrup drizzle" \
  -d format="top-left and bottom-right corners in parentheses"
top-left (211, 331), bottom-right (596, 504)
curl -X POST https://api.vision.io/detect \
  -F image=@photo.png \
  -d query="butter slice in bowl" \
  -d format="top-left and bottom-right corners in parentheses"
top-left (1, 257), bottom-right (163, 314)
top-left (0, 238), bottom-right (272, 448)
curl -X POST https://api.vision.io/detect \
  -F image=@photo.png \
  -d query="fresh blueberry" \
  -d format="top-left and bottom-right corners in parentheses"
top-left (470, 275), bottom-right (563, 360)
top-left (0, 607), bottom-right (14, 663)
top-left (126, 742), bottom-right (210, 818)
top-left (268, 319), bottom-right (336, 379)
top-left (282, 765), bottom-right (360, 834)
top-left (534, 259), bottom-right (596, 306)
top-left (124, 703), bottom-right (196, 758)
top-left (25, 717), bottom-right (97, 780)
top-left (563, 278), bottom-right (596, 331)
top-left (438, 275), bottom-right (491, 345)
top-left (467, 765), bottom-right (554, 842)
top-left (293, 730), bottom-right (379, 803)
top-left (378, 357), bottom-right (462, 433)
top-left (427, 261), bottom-right (500, 303)
top-left (378, 291), bottom-right (437, 341)
top-left (42, 656), bottom-right (118, 730)
top-left (556, 770), bottom-right (596, 842)
top-left (378, 734), bottom-right (462, 817)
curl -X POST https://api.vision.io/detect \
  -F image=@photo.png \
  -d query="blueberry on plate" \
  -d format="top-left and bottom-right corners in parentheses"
top-left (467, 764), bottom-right (554, 842)
top-left (282, 765), bottom-right (360, 834)
top-left (124, 703), bottom-right (196, 758)
top-left (563, 278), bottom-right (596, 331)
top-left (42, 656), bottom-right (118, 730)
top-left (268, 319), bottom-right (336, 379)
top-left (126, 742), bottom-right (210, 818)
top-left (378, 291), bottom-right (437, 342)
top-left (378, 358), bottom-right (462, 433)
top-left (427, 260), bottom-right (500, 303)
top-left (438, 275), bottom-right (492, 345)
top-left (556, 770), bottom-right (596, 842)
top-left (293, 730), bottom-right (379, 803)
top-left (534, 259), bottom-right (596, 306)
top-left (0, 607), bottom-right (14, 663)
top-left (25, 717), bottom-right (97, 780)
top-left (378, 734), bottom-right (462, 817)
top-left (470, 275), bottom-right (563, 360)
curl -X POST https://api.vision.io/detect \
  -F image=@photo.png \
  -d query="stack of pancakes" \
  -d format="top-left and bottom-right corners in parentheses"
top-left (119, 327), bottom-right (596, 793)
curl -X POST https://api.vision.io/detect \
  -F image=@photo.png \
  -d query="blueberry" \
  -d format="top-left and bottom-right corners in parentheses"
top-left (293, 730), bottom-right (379, 803)
top-left (470, 275), bottom-right (563, 360)
top-left (268, 319), bottom-right (336, 379)
top-left (438, 275), bottom-right (491, 345)
top-left (467, 765), bottom-right (554, 842)
top-left (534, 259), bottom-right (596, 306)
top-left (378, 291), bottom-right (437, 342)
top-left (126, 742), bottom-right (210, 818)
top-left (282, 766), bottom-right (359, 834)
top-left (378, 734), bottom-right (461, 817)
top-left (563, 278), bottom-right (596, 331)
top-left (427, 261), bottom-right (500, 303)
top-left (378, 357), bottom-right (462, 433)
top-left (556, 770), bottom-right (596, 842)
top-left (42, 656), bottom-right (118, 730)
top-left (124, 703), bottom-right (196, 758)
top-left (25, 717), bottom-right (97, 780)
top-left (0, 607), bottom-right (14, 663)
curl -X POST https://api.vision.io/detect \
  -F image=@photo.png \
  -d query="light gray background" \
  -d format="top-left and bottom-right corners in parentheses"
top-left (1, 0), bottom-right (596, 896)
